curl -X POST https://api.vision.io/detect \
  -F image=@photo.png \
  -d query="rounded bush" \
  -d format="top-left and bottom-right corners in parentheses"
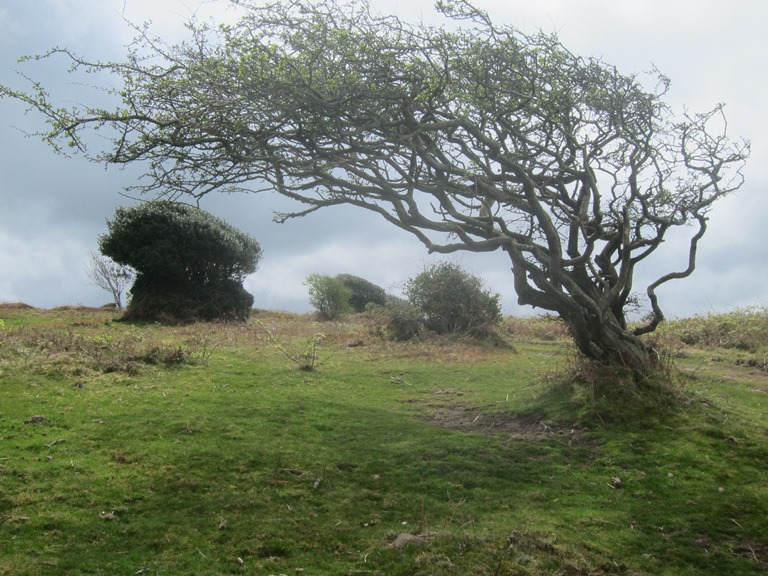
top-left (305, 274), bottom-right (352, 320)
top-left (335, 274), bottom-right (388, 312)
top-left (405, 261), bottom-right (501, 336)
top-left (377, 298), bottom-right (423, 341)
top-left (100, 201), bottom-right (261, 323)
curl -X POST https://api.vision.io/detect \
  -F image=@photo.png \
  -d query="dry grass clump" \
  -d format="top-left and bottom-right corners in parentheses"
top-left (51, 305), bottom-right (109, 312)
top-left (559, 349), bottom-right (687, 423)
top-left (0, 322), bottom-right (210, 375)
top-left (0, 301), bottom-right (36, 309)
top-left (500, 314), bottom-right (570, 342)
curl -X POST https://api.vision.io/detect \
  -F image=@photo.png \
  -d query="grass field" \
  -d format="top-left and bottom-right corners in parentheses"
top-left (0, 304), bottom-right (766, 575)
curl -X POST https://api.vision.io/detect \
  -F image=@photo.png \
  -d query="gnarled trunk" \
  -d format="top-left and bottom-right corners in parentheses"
top-left (562, 309), bottom-right (654, 379)
top-left (508, 249), bottom-right (656, 379)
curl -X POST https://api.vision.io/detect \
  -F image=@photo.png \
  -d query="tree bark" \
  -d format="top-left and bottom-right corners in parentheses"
top-left (562, 309), bottom-right (654, 379)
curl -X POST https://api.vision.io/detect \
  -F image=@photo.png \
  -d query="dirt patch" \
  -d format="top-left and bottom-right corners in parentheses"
top-left (731, 540), bottom-right (767, 572)
top-left (388, 533), bottom-right (430, 549)
top-left (412, 399), bottom-right (581, 442)
top-left (694, 536), bottom-right (767, 572)
top-left (703, 363), bottom-right (768, 384)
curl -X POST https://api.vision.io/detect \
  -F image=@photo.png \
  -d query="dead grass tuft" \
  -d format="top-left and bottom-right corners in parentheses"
top-left (500, 315), bottom-right (570, 342)
top-left (51, 305), bottom-right (107, 312)
top-left (0, 322), bottom-right (211, 374)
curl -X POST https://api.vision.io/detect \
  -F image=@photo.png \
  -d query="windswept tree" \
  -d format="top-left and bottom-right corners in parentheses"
top-left (100, 201), bottom-right (262, 322)
top-left (1, 0), bottom-right (749, 379)
top-left (85, 250), bottom-right (134, 309)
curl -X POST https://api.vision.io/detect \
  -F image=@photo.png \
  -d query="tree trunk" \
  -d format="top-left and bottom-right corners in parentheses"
top-left (561, 308), bottom-right (655, 380)
top-left (508, 252), bottom-right (656, 380)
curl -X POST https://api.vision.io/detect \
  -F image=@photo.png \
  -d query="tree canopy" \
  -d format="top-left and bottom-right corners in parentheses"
top-left (1, 0), bottom-right (749, 376)
top-left (100, 201), bottom-right (262, 322)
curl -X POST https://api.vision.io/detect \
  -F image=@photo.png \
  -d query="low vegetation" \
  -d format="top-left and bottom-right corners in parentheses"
top-left (1, 303), bottom-right (766, 575)
top-left (657, 307), bottom-right (768, 355)
top-left (307, 263), bottom-right (502, 342)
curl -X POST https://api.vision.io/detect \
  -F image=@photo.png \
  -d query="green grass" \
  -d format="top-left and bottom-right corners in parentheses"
top-left (1, 305), bottom-right (766, 575)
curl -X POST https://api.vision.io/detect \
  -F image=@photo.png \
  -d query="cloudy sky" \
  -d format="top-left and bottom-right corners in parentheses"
top-left (0, 0), bottom-right (765, 317)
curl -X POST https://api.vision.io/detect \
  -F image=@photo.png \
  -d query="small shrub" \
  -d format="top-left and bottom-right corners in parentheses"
top-left (405, 262), bottom-right (502, 337)
top-left (368, 298), bottom-right (423, 341)
top-left (305, 274), bottom-right (352, 321)
top-left (335, 274), bottom-right (388, 312)
top-left (257, 322), bottom-right (330, 371)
